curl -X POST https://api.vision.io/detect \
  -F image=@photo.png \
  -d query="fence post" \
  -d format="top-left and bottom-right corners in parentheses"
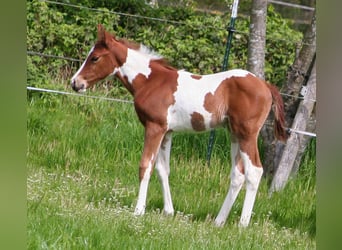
top-left (270, 58), bottom-right (316, 194)
top-left (206, 0), bottom-right (239, 166)
top-left (264, 12), bottom-right (316, 177)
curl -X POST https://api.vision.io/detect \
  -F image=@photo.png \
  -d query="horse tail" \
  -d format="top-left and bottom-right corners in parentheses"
top-left (267, 84), bottom-right (288, 142)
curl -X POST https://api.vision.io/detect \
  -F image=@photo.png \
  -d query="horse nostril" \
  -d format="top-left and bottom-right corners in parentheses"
top-left (71, 82), bottom-right (86, 92)
top-left (71, 80), bottom-right (77, 91)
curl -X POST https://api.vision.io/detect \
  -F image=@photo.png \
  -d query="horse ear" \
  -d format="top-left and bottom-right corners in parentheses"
top-left (97, 24), bottom-right (106, 43)
top-left (97, 24), bottom-right (116, 46)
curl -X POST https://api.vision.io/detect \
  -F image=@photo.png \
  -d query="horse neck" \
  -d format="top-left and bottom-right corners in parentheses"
top-left (114, 47), bottom-right (161, 95)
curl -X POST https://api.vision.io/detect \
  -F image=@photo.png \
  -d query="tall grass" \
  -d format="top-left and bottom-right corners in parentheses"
top-left (27, 92), bottom-right (315, 249)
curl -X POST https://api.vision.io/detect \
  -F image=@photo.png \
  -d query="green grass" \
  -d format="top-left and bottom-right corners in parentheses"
top-left (27, 92), bottom-right (316, 249)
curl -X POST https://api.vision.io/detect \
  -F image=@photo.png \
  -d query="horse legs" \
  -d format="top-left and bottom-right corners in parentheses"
top-left (155, 132), bottom-right (174, 215)
top-left (134, 124), bottom-right (166, 216)
top-left (214, 140), bottom-right (245, 227)
top-left (215, 135), bottom-right (263, 227)
top-left (238, 137), bottom-right (263, 227)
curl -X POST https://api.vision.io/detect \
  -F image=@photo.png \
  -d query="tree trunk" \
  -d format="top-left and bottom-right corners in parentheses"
top-left (270, 59), bottom-right (316, 193)
top-left (263, 11), bottom-right (316, 178)
top-left (282, 13), bottom-right (316, 125)
top-left (291, 109), bottom-right (315, 176)
top-left (247, 0), bottom-right (267, 79)
top-left (246, 0), bottom-right (273, 177)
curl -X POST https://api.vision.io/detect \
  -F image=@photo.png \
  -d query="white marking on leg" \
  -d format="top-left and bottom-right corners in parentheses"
top-left (134, 154), bottom-right (155, 215)
top-left (215, 142), bottom-right (245, 227)
top-left (155, 133), bottom-right (174, 215)
top-left (239, 151), bottom-right (263, 227)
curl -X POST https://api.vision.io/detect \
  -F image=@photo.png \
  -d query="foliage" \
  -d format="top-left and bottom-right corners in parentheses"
top-left (27, 0), bottom-right (302, 91)
top-left (27, 0), bottom-right (118, 87)
top-left (264, 5), bottom-right (303, 85)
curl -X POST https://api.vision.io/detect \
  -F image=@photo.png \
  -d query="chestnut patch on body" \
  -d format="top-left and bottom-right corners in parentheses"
top-left (133, 61), bottom-right (179, 127)
top-left (191, 74), bottom-right (202, 80)
top-left (190, 112), bottom-right (206, 131)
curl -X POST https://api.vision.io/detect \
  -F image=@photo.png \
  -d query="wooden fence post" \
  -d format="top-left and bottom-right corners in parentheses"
top-left (263, 12), bottom-right (316, 178)
top-left (270, 59), bottom-right (316, 193)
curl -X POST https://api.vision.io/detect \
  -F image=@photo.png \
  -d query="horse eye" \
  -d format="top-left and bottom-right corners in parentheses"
top-left (91, 56), bottom-right (99, 62)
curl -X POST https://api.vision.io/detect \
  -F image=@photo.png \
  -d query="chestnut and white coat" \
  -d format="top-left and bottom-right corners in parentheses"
top-left (71, 24), bottom-right (288, 227)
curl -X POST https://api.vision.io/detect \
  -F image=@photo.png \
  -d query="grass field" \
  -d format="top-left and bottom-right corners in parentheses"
top-left (27, 90), bottom-right (316, 249)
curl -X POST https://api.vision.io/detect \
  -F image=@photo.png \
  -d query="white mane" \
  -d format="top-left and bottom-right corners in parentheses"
top-left (138, 44), bottom-right (163, 61)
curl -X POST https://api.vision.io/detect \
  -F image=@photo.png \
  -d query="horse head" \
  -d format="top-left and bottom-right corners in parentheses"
top-left (71, 24), bottom-right (122, 92)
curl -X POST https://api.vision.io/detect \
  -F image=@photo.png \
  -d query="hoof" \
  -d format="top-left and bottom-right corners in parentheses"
top-left (214, 220), bottom-right (225, 227)
top-left (134, 207), bottom-right (145, 216)
top-left (163, 209), bottom-right (174, 216)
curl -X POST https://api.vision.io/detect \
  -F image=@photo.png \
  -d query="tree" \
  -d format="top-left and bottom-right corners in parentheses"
top-left (247, 1), bottom-right (316, 191)
top-left (269, 12), bottom-right (316, 192)
top-left (246, 0), bottom-right (274, 177)
top-left (264, 11), bottom-right (316, 178)
top-left (247, 0), bottom-right (267, 79)
top-left (270, 58), bottom-right (316, 193)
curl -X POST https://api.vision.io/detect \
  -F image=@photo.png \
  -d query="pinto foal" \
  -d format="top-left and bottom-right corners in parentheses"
top-left (71, 24), bottom-right (287, 227)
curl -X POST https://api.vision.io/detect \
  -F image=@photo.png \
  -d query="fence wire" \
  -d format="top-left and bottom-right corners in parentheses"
top-left (26, 86), bottom-right (316, 137)
top-left (41, 0), bottom-right (314, 46)
top-left (27, 50), bottom-right (316, 103)
top-left (28, 0), bottom-right (316, 137)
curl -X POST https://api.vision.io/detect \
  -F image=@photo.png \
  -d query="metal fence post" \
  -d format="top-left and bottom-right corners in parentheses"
top-left (206, 0), bottom-right (239, 166)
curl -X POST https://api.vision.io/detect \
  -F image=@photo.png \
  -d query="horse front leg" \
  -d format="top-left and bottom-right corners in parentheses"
top-left (134, 123), bottom-right (166, 216)
top-left (155, 132), bottom-right (174, 215)
top-left (215, 141), bottom-right (245, 227)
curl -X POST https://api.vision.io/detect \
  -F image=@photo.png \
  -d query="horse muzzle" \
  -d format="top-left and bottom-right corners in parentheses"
top-left (71, 77), bottom-right (87, 92)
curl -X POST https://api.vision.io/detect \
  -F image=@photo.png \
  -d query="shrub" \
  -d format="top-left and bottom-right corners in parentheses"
top-left (27, 0), bottom-right (302, 92)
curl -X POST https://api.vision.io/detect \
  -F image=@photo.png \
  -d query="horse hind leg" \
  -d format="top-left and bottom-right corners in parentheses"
top-left (238, 137), bottom-right (263, 227)
top-left (214, 140), bottom-right (245, 227)
top-left (155, 132), bottom-right (174, 215)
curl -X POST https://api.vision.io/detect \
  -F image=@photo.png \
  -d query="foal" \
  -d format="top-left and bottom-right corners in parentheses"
top-left (71, 24), bottom-right (287, 227)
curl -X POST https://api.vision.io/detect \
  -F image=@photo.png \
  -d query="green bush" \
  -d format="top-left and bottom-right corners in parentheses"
top-left (27, 0), bottom-right (302, 91)
top-left (27, 0), bottom-right (118, 88)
